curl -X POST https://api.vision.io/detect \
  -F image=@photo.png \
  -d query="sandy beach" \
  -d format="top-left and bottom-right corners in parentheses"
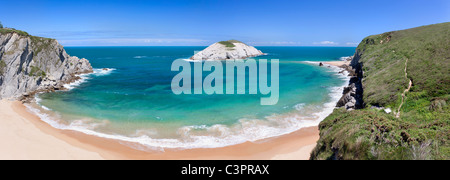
top-left (0, 100), bottom-right (103, 160)
top-left (0, 100), bottom-right (320, 160)
top-left (323, 60), bottom-right (350, 67)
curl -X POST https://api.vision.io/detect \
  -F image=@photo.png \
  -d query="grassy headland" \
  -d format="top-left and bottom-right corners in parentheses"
top-left (311, 22), bottom-right (450, 160)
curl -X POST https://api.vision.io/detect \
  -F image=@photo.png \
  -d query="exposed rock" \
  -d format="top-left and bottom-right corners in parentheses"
top-left (319, 62), bottom-right (324, 66)
top-left (384, 108), bottom-right (392, 114)
top-left (340, 56), bottom-right (354, 61)
top-left (335, 54), bottom-right (364, 110)
top-left (190, 40), bottom-right (264, 60)
top-left (429, 98), bottom-right (447, 111)
top-left (336, 82), bottom-right (357, 110)
top-left (0, 31), bottom-right (93, 100)
top-left (370, 106), bottom-right (392, 114)
top-left (339, 64), bottom-right (356, 76)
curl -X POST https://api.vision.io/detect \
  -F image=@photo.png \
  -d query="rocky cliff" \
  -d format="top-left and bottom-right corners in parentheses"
top-left (335, 52), bottom-right (364, 110)
top-left (190, 40), bottom-right (264, 60)
top-left (0, 29), bottom-right (93, 100)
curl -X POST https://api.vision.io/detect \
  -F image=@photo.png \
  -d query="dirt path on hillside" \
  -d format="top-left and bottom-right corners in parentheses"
top-left (396, 59), bottom-right (412, 118)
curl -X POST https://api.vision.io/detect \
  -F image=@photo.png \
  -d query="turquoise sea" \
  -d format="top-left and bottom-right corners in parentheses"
top-left (30, 46), bottom-right (355, 150)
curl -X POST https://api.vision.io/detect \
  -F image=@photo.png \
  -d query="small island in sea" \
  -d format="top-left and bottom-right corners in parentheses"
top-left (190, 40), bottom-right (264, 60)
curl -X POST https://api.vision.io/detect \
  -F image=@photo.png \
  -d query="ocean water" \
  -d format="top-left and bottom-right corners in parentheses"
top-left (31, 46), bottom-right (355, 150)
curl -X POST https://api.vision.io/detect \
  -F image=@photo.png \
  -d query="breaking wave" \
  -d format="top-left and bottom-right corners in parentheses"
top-left (63, 68), bottom-right (115, 90)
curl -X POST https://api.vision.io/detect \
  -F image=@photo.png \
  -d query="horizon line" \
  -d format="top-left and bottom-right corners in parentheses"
top-left (63, 45), bottom-right (358, 48)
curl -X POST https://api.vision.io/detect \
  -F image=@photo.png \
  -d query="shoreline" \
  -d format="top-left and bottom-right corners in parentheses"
top-left (0, 60), bottom-right (351, 160)
top-left (0, 100), bottom-right (320, 160)
top-left (323, 60), bottom-right (350, 67)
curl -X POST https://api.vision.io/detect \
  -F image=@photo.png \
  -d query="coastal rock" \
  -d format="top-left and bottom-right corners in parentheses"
top-left (337, 52), bottom-right (364, 110)
top-left (337, 83), bottom-right (357, 110)
top-left (0, 31), bottom-right (93, 100)
top-left (336, 72), bottom-right (364, 110)
top-left (190, 40), bottom-right (264, 60)
top-left (340, 56), bottom-right (354, 61)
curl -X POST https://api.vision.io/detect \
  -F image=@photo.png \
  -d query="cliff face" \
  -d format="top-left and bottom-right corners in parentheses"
top-left (335, 50), bottom-right (364, 110)
top-left (190, 40), bottom-right (264, 60)
top-left (0, 30), bottom-right (93, 100)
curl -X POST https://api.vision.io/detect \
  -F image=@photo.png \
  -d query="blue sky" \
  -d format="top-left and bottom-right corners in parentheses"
top-left (1, 0), bottom-right (448, 46)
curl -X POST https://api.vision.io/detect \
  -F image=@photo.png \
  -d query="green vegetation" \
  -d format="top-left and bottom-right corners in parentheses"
top-left (29, 66), bottom-right (46, 78)
top-left (356, 23), bottom-right (449, 107)
top-left (0, 28), bottom-right (54, 49)
top-left (218, 40), bottom-right (244, 47)
top-left (311, 22), bottom-right (450, 160)
top-left (0, 28), bottom-right (30, 36)
top-left (0, 60), bottom-right (6, 74)
top-left (0, 28), bottom-right (55, 58)
top-left (0, 21), bottom-right (3, 28)
top-left (30, 36), bottom-right (54, 55)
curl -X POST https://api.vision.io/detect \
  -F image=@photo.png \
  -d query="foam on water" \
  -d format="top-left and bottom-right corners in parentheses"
top-left (63, 68), bottom-right (115, 90)
top-left (339, 56), bottom-right (352, 61)
top-left (181, 58), bottom-right (203, 62)
top-left (92, 68), bottom-right (116, 76)
top-left (34, 95), bottom-right (52, 111)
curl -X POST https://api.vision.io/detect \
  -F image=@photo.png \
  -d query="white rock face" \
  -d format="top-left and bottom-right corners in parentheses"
top-left (190, 41), bottom-right (264, 60)
top-left (0, 32), bottom-right (93, 100)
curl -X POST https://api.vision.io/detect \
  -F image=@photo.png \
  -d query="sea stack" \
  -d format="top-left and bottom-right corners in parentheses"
top-left (190, 40), bottom-right (264, 60)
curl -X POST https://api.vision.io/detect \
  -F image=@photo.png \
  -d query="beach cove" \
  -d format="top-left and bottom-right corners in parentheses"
top-left (0, 99), bottom-right (323, 159)
top-left (1, 45), bottom-right (354, 159)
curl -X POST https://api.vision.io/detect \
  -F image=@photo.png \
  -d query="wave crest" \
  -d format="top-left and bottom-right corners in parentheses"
top-left (63, 68), bottom-right (115, 90)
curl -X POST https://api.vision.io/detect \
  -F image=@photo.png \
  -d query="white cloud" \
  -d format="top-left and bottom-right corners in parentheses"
top-left (248, 41), bottom-right (301, 46)
top-left (59, 38), bottom-right (207, 46)
top-left (345, 42), bottom-right (359, 46)
top-left (313, 41), bottom-right (338, 45)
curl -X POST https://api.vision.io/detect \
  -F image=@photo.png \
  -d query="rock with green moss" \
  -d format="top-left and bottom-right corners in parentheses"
top-left (190, 40), bottom-right (264, 60)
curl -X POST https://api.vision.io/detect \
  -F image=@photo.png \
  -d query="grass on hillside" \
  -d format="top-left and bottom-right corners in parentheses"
top-left (311, 22), bottom-right (450, 160)
top-left (218, 40), bottom-right (244, 48)
top-left (356, 23), bottom-right (450, 108)
top-left (0, 60), bottom-right (6, 74)
top-left (311, 106), bottom-right (449, 160)
top-left (0, 28), bottom-right (30, 36)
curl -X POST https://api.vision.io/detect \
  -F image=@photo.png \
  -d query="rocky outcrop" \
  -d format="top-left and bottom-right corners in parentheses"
top-left (190, 40), bottom-right (264, 60)
top-left (0, 30), bottom-right (93, 100)
top-left (336, 52), bottom-right (364, 110)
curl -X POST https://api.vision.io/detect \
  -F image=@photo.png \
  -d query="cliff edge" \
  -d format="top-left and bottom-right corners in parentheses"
top-left (311, 22), bottom-right (450, 160)
top-left (0, 28), bottom-right (93, 100)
